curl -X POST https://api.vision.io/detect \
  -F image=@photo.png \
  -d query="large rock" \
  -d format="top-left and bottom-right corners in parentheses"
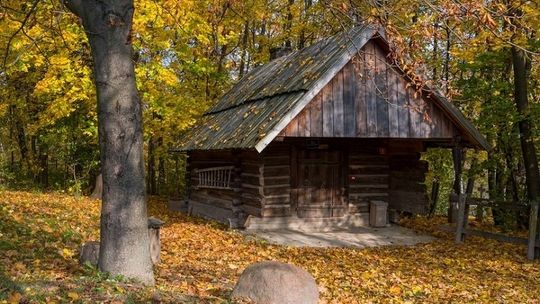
top-left (231, 261), bottom-right (319, 304)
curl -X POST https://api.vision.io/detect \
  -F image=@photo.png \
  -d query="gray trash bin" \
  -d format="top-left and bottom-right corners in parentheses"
top-left (370, 201), bottom-right (388, 227)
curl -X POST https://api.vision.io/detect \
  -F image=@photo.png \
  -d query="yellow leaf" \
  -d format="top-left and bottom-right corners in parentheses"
top-left (61, 248), bottom-right (74, 259)
top-left (13, 262), bottom-right (25, 272)
top-left (67, 292), bottom-right (79, 301)
top-left (389, 285), bottom-right (402, 295)
top-left (115, 286), bottom-right (125, 294)
top-left (8, 292), bottom-right (22, 304)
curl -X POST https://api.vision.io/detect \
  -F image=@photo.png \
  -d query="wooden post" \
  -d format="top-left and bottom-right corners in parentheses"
top-left (527, 199), bottom-right (539, 260)
top-left (455, 193), bottom-right (467, 243)
top-left (428, 178), bottom-right (440, 217)
top-left (449, 141), bottom-right (463, 223)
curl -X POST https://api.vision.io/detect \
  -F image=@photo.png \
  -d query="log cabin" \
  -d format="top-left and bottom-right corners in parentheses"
top-left (172, 25), bottom-right (489, 229)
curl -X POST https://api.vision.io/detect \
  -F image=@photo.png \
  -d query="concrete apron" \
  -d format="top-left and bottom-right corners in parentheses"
top-left (243, 224), bottom-right (435, 248)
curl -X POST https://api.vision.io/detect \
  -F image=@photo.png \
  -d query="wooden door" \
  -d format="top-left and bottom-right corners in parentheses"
top-left (296, 150), bottom-right (345, 218)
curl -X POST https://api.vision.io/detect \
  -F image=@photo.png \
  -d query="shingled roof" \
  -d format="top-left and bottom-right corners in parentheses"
top-left (175, 25), bottom-right (489, 152)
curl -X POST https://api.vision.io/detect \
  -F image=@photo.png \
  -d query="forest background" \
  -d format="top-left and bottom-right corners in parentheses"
top-left (0, 0), bottom-right (538, 225)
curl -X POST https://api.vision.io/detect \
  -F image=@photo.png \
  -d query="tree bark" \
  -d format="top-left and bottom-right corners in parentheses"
top-left (91, 173), bottom-right (103, 199)
top-left (64, 0), bottom-right (154, 284)
top-left (298, 0), bottom-right (312, 49)
top-left (285, 0), bottom-right (294, 49)
top-left (444, 25), bottom-right (451, 95)
top-left (512, 46), bottom-right (540, 257)
top-left (238, 21), bottom-right (249, 79)
top-left (148, 136), bottom-right (156, 195)
top-left (511, 46), bottom-right (540, 201)
top-left (158, 154), bottom-right (165, 195)
top-left (448, 145), bottom-right (463, 223)
top-left (428, 178), bottom-right (440, 217)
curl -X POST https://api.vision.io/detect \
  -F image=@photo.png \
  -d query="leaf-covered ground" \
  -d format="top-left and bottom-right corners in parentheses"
top-left (1, 191), bottom-right (539, 303)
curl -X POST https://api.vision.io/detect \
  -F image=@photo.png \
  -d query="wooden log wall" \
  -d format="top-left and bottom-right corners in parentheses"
top-left (279, 40), bottom-right (458, 139)
top-left (260, 142), bottom-right (292, 217)
top-left (347, 153), bottom-right (389, 214)
top-left (239, 150), bottom-right (264, 217)
top-left (188, 144), bottom-right (292, 220)
top-left (187, 150), bottom-right (239, 215)
top-left (388, 154), bottom-right (430, 214)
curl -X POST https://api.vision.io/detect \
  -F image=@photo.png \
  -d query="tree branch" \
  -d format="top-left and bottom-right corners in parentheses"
top-left (2, 0), bottom-right (40, 70)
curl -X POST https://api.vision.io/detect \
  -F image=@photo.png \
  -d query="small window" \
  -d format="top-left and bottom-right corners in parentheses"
top-left (196, 166), bottom-right (234, 189)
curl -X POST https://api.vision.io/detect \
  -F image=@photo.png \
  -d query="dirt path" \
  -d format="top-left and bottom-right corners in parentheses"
top-left (245, 224), bottom-right (435, 248)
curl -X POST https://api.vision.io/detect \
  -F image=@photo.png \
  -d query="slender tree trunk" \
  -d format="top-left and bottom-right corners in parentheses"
top-left (148, 136), bottom-right (156, 195)
top-left (512, 46), bottom-right (540, 251)
top-left (428, 178), bottom-right (440, 217)
top-left (64, 0), bottom-right (154, 284)
top-left (238, 21), bottom-right (249, 79)
top-left (432, 23), bottom-right (438, 81)
top-left (464, 153), bottom-right (478, 220)
top-left (8, 105), bottom-right (15, 172)
top-left (39, 152), bottom-right (48, 188)
top-left (449, 145), bottom-right (463, 223)
top-left (504, 147), bottom-right (519, 203)
top-left (157, 137), bottom-right (165, 195)
top-left (444, 25), bottom-right (451, 95)
top-left (298, 0), bottom-right (312, 49)
top-left (285, 0), bottom-right (294, 49)
top-left (158, 155), bottom-right (165, 195)
top-left (91, 173), bottom-right (103, 199)
top-left (511, 46), bottom-right (540, 201)
top-left (14, 113), bottom-right (28, 168)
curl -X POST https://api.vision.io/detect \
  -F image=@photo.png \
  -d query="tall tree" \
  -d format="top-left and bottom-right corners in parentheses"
top-left (63, 0), bottom-right (154, 284)
top-left (511, 45), bottom-right (539, 201)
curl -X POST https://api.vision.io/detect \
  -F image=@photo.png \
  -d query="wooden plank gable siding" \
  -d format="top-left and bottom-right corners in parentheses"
top-left (279, 40), bottom-right (458, 139)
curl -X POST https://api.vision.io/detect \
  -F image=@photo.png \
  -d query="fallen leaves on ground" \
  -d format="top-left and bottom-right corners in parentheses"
top-left (1, 190), bottom-right (539, 303)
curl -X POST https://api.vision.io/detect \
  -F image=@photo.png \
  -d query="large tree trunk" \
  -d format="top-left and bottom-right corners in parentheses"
top-left (64, 0), bottom-right (154, 284)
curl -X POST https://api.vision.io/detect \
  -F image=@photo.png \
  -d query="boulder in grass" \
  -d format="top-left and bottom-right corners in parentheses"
top-left (231, 261), bottom-right (319, 304)
top-left (80, 241), bottom-right (100, 266)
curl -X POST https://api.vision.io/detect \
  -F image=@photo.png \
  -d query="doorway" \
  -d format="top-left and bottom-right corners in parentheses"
top-left (296, 150), bottom-right (345, 218)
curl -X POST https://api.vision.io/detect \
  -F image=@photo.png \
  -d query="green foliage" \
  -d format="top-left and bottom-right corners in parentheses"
top-left (424, 149), bottom-right (454, 215)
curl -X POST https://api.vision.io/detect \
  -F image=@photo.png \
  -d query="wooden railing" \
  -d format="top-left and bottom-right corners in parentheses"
top-left (195, 166), bottom-right (234, 190)
top-left (453, 194), bottom-right (539, 259)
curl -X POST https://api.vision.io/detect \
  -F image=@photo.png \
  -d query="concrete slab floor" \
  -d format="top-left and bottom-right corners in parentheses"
top-left (243, 225), bottom-right (435, 248)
